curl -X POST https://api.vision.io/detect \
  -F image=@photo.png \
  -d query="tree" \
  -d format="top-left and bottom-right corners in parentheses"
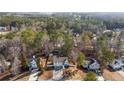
top-left (6, 38), bottom-right (22, 60)
top-left (21, 28), bottom-right (36, 46)
top-left (0, 54), bottom-right (9, 71)
top-left (97, 36), bottom-right (105, 49)
top-left (11, 56), bottom-right (21, 75)
top-left (34, 31), bottom-right (45, 51)
top-left (5, 32), bottom-right (16, 39)
top-left (116, 37), bottom-right (122, 58)
top-left (77, 52), bottom-right (85, 67)
top-left (96, 32), bottom-right (114, 66)
top-left (61, 34), bottom-right (73, 56)
top-left (96, 45), bottom-right (114, 71)
top-left (48, 29), bottom-right (62, 49)
top-left (20, 28), bottom-right (36, 56)
top-left (21, 53), bottom-right (28, 71)
top-left (84, 72), bottom-right (97, 81)
top-left (81, 33), bottom-right (92, 50)
top-left (101, 47), bottom-right (114, 63)
top-left (8, 46), bottom-right (21, 58)
top-left (0, 34), bottom-right (3, 39)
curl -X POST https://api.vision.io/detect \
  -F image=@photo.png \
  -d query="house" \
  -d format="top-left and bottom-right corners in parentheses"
top-left (53, 56), bottom-right (68, 67)
top-left (0, 26), bottom-right (7, 31)
top-left (0, 25), bottom-right (11, 32)
top-left (108, 59), bottom-right (124, 71)
top-left (83, 58), bottom-right (100, 73)
top-left (47, 56), bottom-right (69, 69)
top-left (29, 56), bottom-right (38, 72)
top-left (52, 56), bottom-right (69, 80)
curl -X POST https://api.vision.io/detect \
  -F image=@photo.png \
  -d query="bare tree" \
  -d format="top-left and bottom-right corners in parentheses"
top-left (0, 55), bottom-right (8, 72)
top-left (0, 38), bottom-right (22, 75)
top-left (11, 56), bottom-right (21, 75)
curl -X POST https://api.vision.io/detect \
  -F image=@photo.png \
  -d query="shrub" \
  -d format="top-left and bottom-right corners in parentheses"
top-left (21, 54), bottom-right (29, 71)
top-left (84, 72), bottom-right (97, 81)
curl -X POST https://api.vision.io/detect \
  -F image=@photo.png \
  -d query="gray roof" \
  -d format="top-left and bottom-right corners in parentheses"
top-left (83, 58), bottom-right (100, 70)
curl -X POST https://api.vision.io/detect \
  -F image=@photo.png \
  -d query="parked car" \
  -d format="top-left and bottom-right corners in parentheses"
top-left (108, 59), bottom-right (124, 71)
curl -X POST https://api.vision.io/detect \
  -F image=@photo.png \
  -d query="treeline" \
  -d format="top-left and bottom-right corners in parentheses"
top-left (1, 15), bottom-right (124, 32)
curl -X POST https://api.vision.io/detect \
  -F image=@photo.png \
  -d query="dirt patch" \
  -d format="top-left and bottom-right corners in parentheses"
top-left (70, 69), bottom-right (86, 80)
top-left (16, 75), bottom-right (29, 81)
top-left (103, 69), bottom-right (124, 81)
top-left (38, 70), bottom-right (53, 80)
top-left (12, 72), bottom-right (30, 81)
top-left (63, 67), bottom-right (86, 80)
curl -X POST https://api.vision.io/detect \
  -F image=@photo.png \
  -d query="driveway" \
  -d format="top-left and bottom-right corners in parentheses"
top-left (117, 70), bottom-right (124, 77)
top-left (96, 76), bottom-right (104, 81)
top-left (28, 71), bottom-right (40, 81)
top-left (103, 69), bottom-right (124, 81)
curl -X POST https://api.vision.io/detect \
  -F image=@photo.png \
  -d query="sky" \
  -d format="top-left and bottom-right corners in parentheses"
top-left (0, 0), bottom-right (124, 12)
